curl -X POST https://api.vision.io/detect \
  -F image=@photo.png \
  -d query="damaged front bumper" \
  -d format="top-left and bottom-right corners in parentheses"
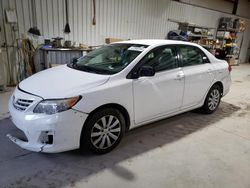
top-left (7, 133), bottom-right (45, 152)
top-left (8, 90), bottom-right (88, 153)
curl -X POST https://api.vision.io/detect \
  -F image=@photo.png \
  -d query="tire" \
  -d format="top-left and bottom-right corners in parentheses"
top-left (201, 85), bottom-right (222, 114)
top-left (81, 108), bottom-right (126, 154)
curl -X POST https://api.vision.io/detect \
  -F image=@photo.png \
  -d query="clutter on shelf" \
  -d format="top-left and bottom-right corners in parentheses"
top-left (215, 17), bottom-right (246, 65)
top-left (167, 17), bottom-right (246, 66)
top-left (167, 19), bottom-right (216, 50)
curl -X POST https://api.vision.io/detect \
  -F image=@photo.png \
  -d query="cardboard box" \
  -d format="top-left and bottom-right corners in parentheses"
top-left (200, 39), bottom-right (207, 45)
top-left (227, 55), bottom-right (235, 65)
top-left (50, 64), bottom-right (61, 68)
top-left (105, 38), bottom-right (123, 44)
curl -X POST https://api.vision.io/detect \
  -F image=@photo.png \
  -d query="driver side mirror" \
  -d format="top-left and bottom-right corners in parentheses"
top-left (138, 66), bottom-right (155, 77)
top-left (132, 66), bottom-right (155, 79)
top-left (130, 65), bottom-right (155, 79)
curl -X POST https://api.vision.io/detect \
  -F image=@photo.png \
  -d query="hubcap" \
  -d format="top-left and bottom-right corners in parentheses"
top-left (208, 89), bottom-right (220, 111)
top-left (91, 115), bottom-right (121, 149)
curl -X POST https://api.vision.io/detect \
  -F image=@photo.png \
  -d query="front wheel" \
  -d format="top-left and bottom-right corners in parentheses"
top-left (201, 85), bottom-right (222, 114)
top-left (81, 108), bottom-right (126, 154)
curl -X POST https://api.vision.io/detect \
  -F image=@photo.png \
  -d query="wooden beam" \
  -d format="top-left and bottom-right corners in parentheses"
top-left (232, 0), bottom-right (239, 15)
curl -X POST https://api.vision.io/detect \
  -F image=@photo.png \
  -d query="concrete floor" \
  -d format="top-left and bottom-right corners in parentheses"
top-left (0, 64), bottom-right (250, 188)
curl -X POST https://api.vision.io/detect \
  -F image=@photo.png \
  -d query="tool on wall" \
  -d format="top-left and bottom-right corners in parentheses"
top-left (28, 0), bottom-right (41, 36)
top-left (21, 37), bottom-right (36, 76)
top-left (92, 0), bottom-right (96, 25)
top-left (64, 0), bottom-right (71, 33)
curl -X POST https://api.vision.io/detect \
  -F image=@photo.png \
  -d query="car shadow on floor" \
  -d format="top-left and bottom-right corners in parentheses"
top-left (1, 101), bottom-right (241, 187)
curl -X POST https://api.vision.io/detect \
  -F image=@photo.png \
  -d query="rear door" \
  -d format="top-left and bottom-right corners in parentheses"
top-left (177, 45), bottom-right (215, 109)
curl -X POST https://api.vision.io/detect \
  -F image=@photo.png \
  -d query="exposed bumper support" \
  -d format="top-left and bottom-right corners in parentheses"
top-left (7, 134), bottom-right (45, 152)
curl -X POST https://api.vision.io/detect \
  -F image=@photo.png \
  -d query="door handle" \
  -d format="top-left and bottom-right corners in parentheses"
top-left (175, 72), bottom-right (184, 80)
top-left (207, 69), bottom-right (212, 74)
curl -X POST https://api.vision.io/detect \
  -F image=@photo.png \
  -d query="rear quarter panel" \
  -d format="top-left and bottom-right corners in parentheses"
top-left (211, 59), bottom-right (231, 96)
top-left (200, 45), bottom-right (231, 97)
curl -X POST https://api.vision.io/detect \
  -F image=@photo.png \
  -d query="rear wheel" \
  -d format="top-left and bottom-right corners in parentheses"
top-left (81, 108), bottom-right (125, 154)
top-left (201, 85), bottom-right (222, 114)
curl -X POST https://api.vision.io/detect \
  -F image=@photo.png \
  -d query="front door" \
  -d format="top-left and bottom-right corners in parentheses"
top-left (132, 46), bottom-right (184, 124)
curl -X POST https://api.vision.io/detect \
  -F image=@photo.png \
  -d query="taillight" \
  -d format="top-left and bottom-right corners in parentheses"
top-left (228, 64), bottom-right (232, 72)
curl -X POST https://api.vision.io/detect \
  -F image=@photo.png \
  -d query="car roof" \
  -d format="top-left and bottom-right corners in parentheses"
top-left (115, 39), bottom-right (218, 63)
top-left (115, 39), bottom-right (201, 47)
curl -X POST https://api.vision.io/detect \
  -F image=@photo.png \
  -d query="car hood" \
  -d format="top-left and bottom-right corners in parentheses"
top-left (19, 65), bottom-right (110, 99)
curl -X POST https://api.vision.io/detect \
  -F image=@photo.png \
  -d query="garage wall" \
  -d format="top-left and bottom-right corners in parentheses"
top-left (2, 0), bottom-right (249, 44)
top-left (0, 0), bottom-right (250, 85)
top-left (14, 0), bottom-right (180, 45)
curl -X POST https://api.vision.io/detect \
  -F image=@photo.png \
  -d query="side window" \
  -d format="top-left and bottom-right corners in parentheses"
top-left (179, 46), bottom-right (209, 67)
top-left (141, 46), bottom-right (178, 72)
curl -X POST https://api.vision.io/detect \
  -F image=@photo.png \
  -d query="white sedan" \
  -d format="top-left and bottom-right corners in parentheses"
top-left (8, 40), bottom-right (231, 154)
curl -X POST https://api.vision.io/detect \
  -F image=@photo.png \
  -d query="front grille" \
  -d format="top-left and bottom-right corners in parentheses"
top-left (13, 98), bottom-right (34, 111)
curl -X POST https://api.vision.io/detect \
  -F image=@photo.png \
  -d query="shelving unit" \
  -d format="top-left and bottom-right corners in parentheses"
top-left (167, 19), bottom-right (216, 50)
top-left (179, 23), bottom-right (215, 49)
top-left (216, 28), bottom-right (244, 65)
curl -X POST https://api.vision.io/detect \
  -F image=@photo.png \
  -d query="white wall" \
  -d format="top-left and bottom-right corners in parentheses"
top-left (3, 0), bottom-right (249, 45)
top-left (0, 0), bottom-right (250, 85)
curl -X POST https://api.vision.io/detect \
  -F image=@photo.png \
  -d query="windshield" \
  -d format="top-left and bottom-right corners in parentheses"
top-left (67, 43), bottom-right (148, 75)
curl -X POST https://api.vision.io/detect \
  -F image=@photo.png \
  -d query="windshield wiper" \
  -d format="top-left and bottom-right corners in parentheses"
top-left (76, 65), bottom-right (112, 75)
top-left (76, 65), bottom-right (96, 73)
top-left (68, 61), bottom-right (115, 75)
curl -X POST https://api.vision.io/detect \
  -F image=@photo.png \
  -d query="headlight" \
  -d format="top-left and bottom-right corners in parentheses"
top-left (33, 96), bottom-right (81, 115)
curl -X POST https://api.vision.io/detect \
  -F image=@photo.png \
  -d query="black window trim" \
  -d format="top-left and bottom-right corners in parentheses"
top-left (176, 44), bottom-right (210, 67)
top-left (126, 45), bottom-right (181, 79)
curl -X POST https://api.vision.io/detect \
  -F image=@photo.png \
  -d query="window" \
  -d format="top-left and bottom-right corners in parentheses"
top-left (68, 43), bottom-right (148, 75)
top-left (179, 46), bottom-right (209, 67)
top-left (141, 46), bottom-right (177, 72)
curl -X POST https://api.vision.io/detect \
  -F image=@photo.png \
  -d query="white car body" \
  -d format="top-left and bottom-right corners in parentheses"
top-left (7, 40), bottom-right (231, 153)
